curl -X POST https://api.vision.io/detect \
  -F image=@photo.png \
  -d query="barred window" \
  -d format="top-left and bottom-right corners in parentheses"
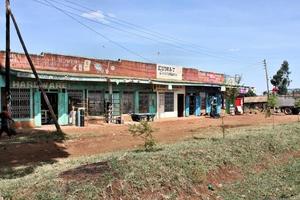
top-left (11, 89), bottom-right (31, 119)
top-left (164, 92), bottom-right (174, 112)
top-left (122, 92), bottom-right (134, 114)
top-left (88, 90), bottom-right (104, 116)
top-left (139, 93), bottom-right (149, 113)
top-left (68, 90), bottom-right (84, 109)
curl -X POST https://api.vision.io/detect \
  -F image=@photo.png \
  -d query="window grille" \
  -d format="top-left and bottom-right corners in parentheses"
top-left (122, 92), bottom-right (134, 114)
top-left (68, 90), bottom-right (84, 108)
top-left (88, 91), bottom-right (104, 116)
top-left (164, 92), bottom-right (174, 112)
top-left (11, 89), bottom-right (31, 119)
top-left (139, 93), bottom-right (149, 113)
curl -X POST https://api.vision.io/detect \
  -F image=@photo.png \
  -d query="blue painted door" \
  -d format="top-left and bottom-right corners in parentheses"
top-left (34, 91), bottom-right (41, 127)
top-left (185, 95), bottom-right (190, 117)
top-left (216, 94), bottom-right (222, 114)
top-left (206, 94), bottom-right (212, 114)
top-left (195, 95), bottom-right (201, 116)
top-left (58, 92), bottom-right (68, 125)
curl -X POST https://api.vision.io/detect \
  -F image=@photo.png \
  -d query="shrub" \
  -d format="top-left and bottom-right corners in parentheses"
top-left (129, 121), bottom-right (156, 151)
top-left (265, 95), bottom-right (278, 118)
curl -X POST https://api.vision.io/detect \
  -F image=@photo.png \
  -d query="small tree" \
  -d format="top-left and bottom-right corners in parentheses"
top-left (129, 121), bottom-right (156, 151)
top-left (265, 95), bottom-right (278, 118)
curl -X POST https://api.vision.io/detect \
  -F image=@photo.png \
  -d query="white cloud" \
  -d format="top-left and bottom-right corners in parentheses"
top-left (228, 48), bottom-right (240, 52)
top-left (81, 10), bottom-right (109, 24)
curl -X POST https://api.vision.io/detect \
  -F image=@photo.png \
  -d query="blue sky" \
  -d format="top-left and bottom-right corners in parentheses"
top-left (0, 0), bottom-right (299, 94)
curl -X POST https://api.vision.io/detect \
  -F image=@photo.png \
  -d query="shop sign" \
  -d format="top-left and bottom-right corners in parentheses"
top-left (12, 80), bottom-right (67, 89)
top-left (157, 64), bottom-right (182, 80)
top-left (239, 87), bottom-right (249, 94)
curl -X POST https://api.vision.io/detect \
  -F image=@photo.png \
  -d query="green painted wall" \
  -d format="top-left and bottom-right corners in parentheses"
top-left (58, 92), bottom-right (68, 125)
top-left (134, 91), bottom-right (139, 113)
top-left (149, 93), bottom-right (157, 114)
top-left (34, 90), bottom-right (41, 127)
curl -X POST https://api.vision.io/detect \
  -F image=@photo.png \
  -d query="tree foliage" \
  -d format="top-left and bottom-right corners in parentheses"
top-left (270, 61), bottom-right (291, 95)
top-left (129, 121), bottom-right (156, 151)
top-left (244, 89), bottom-right (257, 97)
top-left (265, 95), bottom-right (278, 118)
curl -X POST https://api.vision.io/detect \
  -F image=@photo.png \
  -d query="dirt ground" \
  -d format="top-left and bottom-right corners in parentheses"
top-left (1, 114), bottom-right (299, 167)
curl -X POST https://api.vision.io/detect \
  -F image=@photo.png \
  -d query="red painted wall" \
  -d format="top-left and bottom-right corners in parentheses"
top-left (0, 51), bottom-right (224, 84)
top-left (183, 68), bottom-right (224, 84)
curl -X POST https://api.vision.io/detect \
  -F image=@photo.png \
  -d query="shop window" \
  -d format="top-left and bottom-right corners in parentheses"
top-left (68, 90), bottom-right (84, 110)
top-left (139, 93), bottom-right (149, 113)
top-left (122, 92), bottom-right (134, 114)
top-left (11, 88), bottom-right (31, 119)
top-left (164, 92), bottom-right (174, 112)
top-left (88, 90), bottom-right (104, 116)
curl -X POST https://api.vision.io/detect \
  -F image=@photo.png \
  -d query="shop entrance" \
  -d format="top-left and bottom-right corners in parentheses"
top-left (41, 93), bottom-right (58, 124)
top-left (177, 94), bottom-right (184, 117)
top-left (189, 95), bottom-right (196, 115)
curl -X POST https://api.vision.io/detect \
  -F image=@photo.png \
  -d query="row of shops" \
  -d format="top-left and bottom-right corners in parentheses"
top-left (0, 51), bottom-right (238, 128)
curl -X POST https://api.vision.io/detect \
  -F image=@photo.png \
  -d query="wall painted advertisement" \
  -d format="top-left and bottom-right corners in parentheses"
top-left (156, 64), bottom-right (182, 80)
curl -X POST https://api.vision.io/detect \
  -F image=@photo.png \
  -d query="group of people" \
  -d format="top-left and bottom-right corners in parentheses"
top-left (0, 105), bottom-right (17, 138)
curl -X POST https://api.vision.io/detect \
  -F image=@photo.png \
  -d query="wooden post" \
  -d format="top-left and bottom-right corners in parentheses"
top-left (221, 116), bottom-right (225, 139)
top-left (5, 0), bottom-right (11, 113)
top-left (9, 11), bottom-right (62, 133)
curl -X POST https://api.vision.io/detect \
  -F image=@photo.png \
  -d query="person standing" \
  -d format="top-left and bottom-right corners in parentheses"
top-left (0, 106), bottom-right (17, 138)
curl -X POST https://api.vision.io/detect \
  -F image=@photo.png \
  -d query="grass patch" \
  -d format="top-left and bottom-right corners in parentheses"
top-left (0, 123), bottom-right (299, 199)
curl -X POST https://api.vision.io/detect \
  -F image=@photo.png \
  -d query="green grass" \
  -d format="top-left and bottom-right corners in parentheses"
top-left (0, 123), bottom-right (300, 199)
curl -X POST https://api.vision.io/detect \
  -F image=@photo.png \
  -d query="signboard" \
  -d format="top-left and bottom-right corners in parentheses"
top-left (12, 80), bottom-right (67, 89)
top-left (157, 64), bottom-right (182, 80)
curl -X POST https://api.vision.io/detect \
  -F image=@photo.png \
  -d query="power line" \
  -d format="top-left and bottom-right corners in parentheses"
top-left (40, 0), bottom-right (153, 62)
top-left (30, 0), bottom-right (263, 73)
top-left (36, 0), bottom-right (260, 65)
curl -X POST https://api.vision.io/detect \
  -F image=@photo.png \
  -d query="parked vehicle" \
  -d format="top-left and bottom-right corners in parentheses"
top-left (277, 96), bottom-right (299, 115)
top-left (243, 96), bottom-right (300, 115)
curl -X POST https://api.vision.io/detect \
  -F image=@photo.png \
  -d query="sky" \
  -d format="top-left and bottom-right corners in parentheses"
top-left (0, 0), bottom-right (299, 94)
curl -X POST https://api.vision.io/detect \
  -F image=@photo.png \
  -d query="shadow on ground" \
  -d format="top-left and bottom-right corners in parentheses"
top-left (0, 129), bottom-right (69, 179)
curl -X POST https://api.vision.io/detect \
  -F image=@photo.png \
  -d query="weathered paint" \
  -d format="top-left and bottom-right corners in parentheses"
top-left (217, 94), bottom-right (222, 114)
top-left (134, 91), bottom-right (139, 113)
top-left (206, 94), bottom-right (212, 114)
top-left (149, 93), bottom-right (157, 114)
top-left (185, 95), bottom-right (190, 117)
top-left (34, 90), bottom-right (42, 127)
top-left (195, 95), bottom-right (201, 116)
top-left (0, 76), bottom-right (5, 87)
top-left (58, 92), bottom-right (68, 125)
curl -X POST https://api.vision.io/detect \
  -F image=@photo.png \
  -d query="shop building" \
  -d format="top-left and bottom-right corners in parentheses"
top-left (0, 51), bottom-right (229, 128)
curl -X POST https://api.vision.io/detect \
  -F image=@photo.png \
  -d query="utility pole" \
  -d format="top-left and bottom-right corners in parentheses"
top-left (5, 0), bottom-right (11, 113)
top-left (263, 59), bottom-right (270, 98)
top-left (9, 9), bottom-right (62, 133)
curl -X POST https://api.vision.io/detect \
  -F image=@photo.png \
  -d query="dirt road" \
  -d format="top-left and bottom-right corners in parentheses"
top-left (62, 114), bottom-right (300, 157)
top-left (1, 114), bottom-right (299, 167)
